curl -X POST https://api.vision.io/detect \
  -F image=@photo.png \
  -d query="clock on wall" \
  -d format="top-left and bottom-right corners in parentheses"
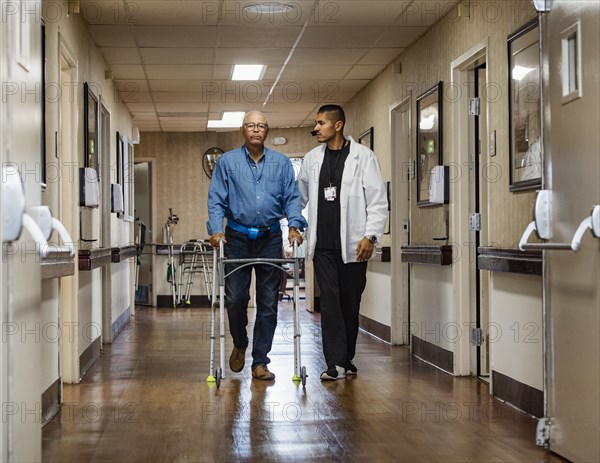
top-left (202, 147), bottom-right (224, 178)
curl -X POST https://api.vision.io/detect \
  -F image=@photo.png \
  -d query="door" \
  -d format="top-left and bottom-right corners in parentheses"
top-left (0, 3), bottom-right (44, 460)
top-left (134, 161), bottom-right (152, 305)
top-left (58, 42), bottom-right (79, 383)
top-left (469, 63), bottom-right (490, 379)
top-left (101, 105), bottom-right (113, 341)
top-left (542, 2), bottom-right (600, 461)
top-left (391, 100), bottom-right (411, 345)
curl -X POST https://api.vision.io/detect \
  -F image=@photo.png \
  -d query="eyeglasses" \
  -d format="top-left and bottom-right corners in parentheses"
top-left (244, 122), bottom-right (268, 131)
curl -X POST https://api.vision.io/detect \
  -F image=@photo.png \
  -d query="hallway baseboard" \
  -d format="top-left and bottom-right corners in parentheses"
top-left (79, 336), bottom-right (102, 381)
top-left (492, 370), bottom-right (543, 418)
top-left (41, 378), bottom-right (61, 426)
top-left (359, 314), bottom-right (391, 343)
top-left (412, 334), bottom-right (454, 374)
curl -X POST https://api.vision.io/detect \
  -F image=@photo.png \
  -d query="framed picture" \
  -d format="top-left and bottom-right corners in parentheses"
top-left (508, 20), bottom-right (542, 192)
top-left (416, 81), bottom-right (442, 206)
top-left (358, 127), bottom-right (374, 150)
top-left (83, 82), bottom-right (99, 175)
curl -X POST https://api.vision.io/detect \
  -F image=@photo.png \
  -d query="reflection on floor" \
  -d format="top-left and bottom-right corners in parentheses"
top-left (43, 301), bottom-right (565, 462)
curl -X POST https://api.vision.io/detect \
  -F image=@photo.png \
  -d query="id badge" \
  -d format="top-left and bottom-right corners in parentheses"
top-left (324, 186), bottom-right (337, 201)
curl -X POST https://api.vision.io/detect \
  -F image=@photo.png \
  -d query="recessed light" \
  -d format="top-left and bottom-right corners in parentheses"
top-left (207, 111), bottom-right (246, 128)
top-left (232, 64), bottom-right (265, 81)
top-left (243, 3), bottom-right (293, 15)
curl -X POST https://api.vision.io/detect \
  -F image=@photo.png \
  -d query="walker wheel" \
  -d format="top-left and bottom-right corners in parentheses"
top-left (301, 366), bottom-right (307, 387)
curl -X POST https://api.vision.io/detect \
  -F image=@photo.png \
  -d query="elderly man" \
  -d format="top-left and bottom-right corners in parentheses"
top-left (207, 110), bottom-right (306, 380)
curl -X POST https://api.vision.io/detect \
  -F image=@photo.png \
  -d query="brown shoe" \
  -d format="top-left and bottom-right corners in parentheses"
top-left (229, 346), bottom-right (246, 372)
top-left (251, 364), bottom-right (275, 380)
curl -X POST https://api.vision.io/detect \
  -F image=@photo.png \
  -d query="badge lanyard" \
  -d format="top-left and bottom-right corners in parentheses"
top-left (323, 141), bottom-right (347, 202)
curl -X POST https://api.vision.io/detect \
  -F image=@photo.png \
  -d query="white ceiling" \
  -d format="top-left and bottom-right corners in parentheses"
top-left (81, 0), bottom-right (459, 132)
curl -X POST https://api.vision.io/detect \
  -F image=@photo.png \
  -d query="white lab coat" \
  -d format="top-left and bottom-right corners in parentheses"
top-left (298, 136), bottom-right (388, 263)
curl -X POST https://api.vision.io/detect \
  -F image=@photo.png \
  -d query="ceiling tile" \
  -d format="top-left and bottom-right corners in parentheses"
top-left (215, 48), bottom-right (289, 66)
top-left (110, 64), bottom-right (146, 79)
top-left (134, 26), bottom-right (217, 48)
top-left (140, 48), bottom-right (215, 65)
top-left (114, 79), bottom-right (149, 92)
top-left (218, 25), bottom-right (303, 48)
top-left (155, 103), bottom-right (209, 113)
top-left (299, 27), bottom-right (386, 48)
top-left (358, 48), bottom-right (404, 65)
top-left (148, 80), bottom-right (203, 92)
top-left (345, 65), bottom-right (387, 80)
top-left (89, 25), bottom-right (136, 47)
top-left (308, 1), bottom-right (409, 27)
top-left (289, 48), bottom-right (367, 66)
top-left (145, 65), bottom-right (214, 80)
top-left (220, 1), bottom-right (316, 27)
top-left (126, 103), bottom-right (156, 112)
top-left (101, 47), bottom-right (141, 64)
top-left (374, 27), bottom-right (429, 47)
top-left (395, 1), bottom-right (459, 27)
top-left (280, 65), bottom-right (352, 81)
top-left (153, 93), bottom-right (207, 103)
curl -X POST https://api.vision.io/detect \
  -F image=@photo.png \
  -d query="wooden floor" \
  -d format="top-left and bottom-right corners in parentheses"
top-left (43, 300), bottom-right (565, 463)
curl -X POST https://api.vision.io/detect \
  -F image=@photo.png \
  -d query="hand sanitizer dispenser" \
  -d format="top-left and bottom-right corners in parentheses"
top-left (429, 165), bottom-right (449, 204)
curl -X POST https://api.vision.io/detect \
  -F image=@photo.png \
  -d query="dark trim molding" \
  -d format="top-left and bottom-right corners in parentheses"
top-left (401, 245), bottom-right (453, 265)
top-left (492, 370), bottom-right (543, 417)
top-left (42, 378), bottom-right (61, 426)
top-left (111, 306), bottom-right (131, 342)
top-left (478, 247), bottom-right (542, 275)
top-left (157, 295), bottom-right (210, 308)
top-left (79, 336), bottom-right (102, 380)
top-left (111, 245), bottom-right (138, 263)
top-left (79, 247), bottom-right (112, 271)
top-left (359, 314), bottom-right (390, 342)
top-left (41, 249), bottom-right (74, 279)
top-left (412, 335), bottom-right (453, 373)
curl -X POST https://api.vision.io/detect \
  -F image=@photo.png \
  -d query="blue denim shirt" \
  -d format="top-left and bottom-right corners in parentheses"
top-left (207, 145), bottom-right (307, 235)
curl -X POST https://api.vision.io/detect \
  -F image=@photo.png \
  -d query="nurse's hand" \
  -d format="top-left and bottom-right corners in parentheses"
top-left (355, 238), bottom-right (374, 262)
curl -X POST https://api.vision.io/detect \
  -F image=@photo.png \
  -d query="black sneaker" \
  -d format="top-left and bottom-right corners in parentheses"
top-left (345, 361), bottom-right (357, 376)
top-left (320, 365), bottom-right (345, 381)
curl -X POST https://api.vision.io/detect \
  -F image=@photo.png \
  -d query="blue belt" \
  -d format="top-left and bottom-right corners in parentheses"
top-left (227, 219), bottom-right (280, 240)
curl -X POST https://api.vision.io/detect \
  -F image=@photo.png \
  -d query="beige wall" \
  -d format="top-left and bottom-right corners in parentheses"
top-left (41, 0), bottom-right (135, 385)
top-left (344, 0), bottom-right (538, 247)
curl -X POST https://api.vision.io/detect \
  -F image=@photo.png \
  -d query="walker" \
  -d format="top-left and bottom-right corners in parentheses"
top-left (164, 209), bottom-right (179, 308)
top-left (207, 239), bottom-right (307, 388)
top-left (177, 240), bottom-right (213, 306)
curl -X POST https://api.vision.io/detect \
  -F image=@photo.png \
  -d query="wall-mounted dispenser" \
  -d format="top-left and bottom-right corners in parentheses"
top-left (111, 183), bottom-right (124, 213)
top-left (429, 165), bottom-right (449, 204)
top-left (79, 167), bottom-right (99, 207)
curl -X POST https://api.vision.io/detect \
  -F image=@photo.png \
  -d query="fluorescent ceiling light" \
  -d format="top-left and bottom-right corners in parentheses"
top-left (207, 111), bottom-right (246, 128)
top-left (243, 3), bottom-right (293, 14)
top-left (232, 64), bottom-right (265, 81)
top-left (512, 65), bottom-right (536, 81)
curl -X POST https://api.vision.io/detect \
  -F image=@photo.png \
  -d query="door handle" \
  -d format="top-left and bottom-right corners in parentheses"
top-left (519, 194), bottom-right (600, 251)
top-left (570, 205), bottom-right (600, 251)
top-left (51, 217), bottom-right (75, 256)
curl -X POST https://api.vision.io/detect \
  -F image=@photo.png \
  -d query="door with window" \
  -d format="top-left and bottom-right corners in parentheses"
top-left (541, 2), bottom-right (599, 461)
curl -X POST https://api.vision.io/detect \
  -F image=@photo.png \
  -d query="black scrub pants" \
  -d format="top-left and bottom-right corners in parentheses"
top-left (313, 249), bottom-right (368, 369)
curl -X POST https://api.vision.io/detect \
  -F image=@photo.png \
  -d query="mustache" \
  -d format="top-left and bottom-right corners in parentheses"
top-left (310, 130), bottom-right (318, 136)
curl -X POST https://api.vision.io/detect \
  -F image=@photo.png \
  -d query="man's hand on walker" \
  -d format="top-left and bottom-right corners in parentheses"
top-left (209, 233), bottom-right (226, 248)
top-left (288, 227), bottom-right (303, 246)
